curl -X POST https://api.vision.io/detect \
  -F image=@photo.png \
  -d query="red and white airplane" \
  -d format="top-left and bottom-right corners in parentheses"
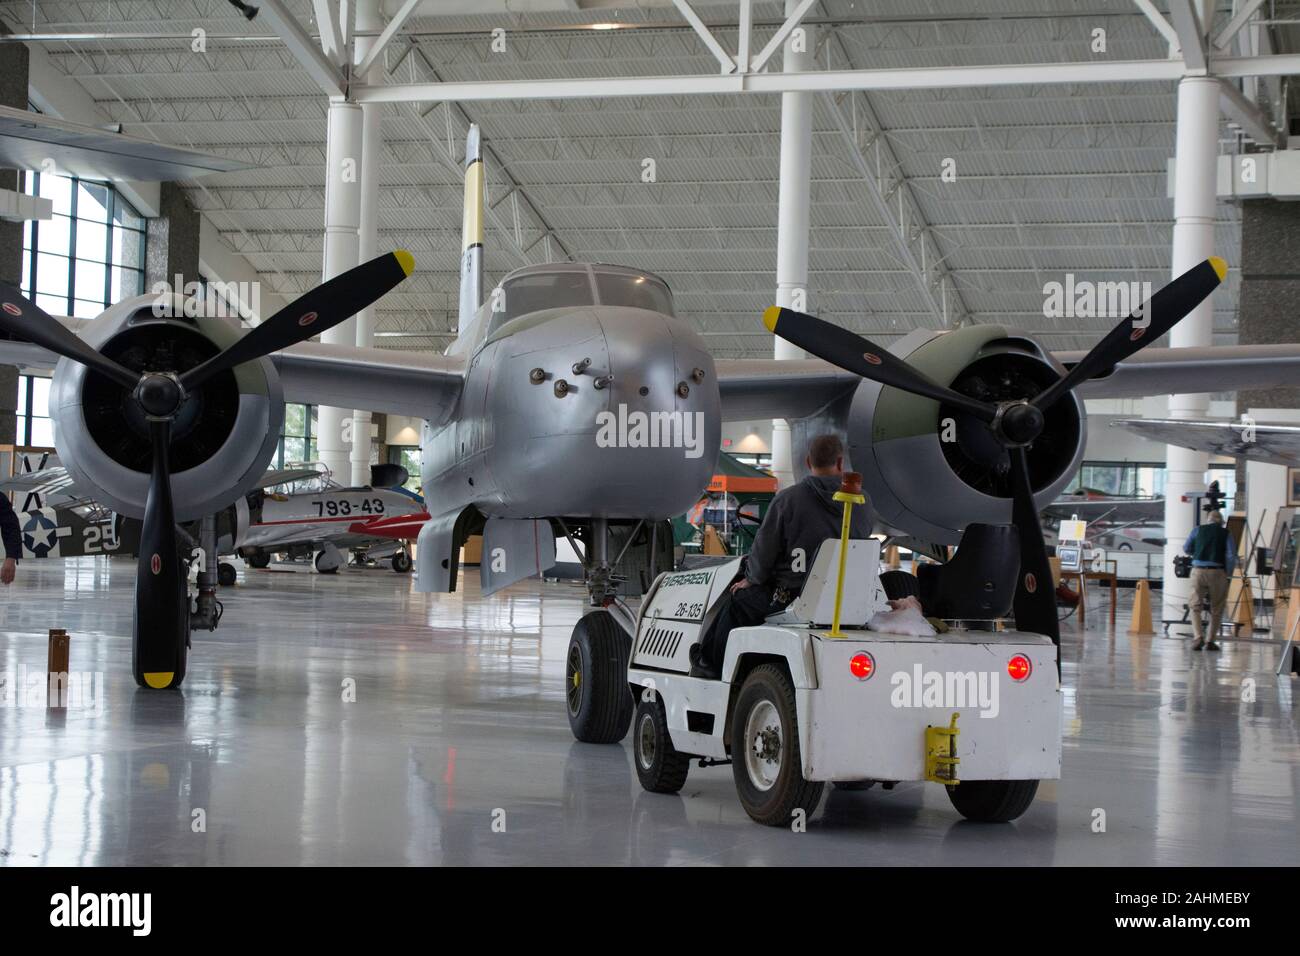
top-left (238, 462), bottom-right (429, 573)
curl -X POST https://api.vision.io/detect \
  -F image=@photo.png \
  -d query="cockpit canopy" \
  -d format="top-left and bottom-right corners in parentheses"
top-left (484, 263), bottom-right (675, 337)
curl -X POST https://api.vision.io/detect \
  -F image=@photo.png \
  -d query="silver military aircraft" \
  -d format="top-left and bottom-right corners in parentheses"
top-left (1, 121), bottom-right (1299, 734)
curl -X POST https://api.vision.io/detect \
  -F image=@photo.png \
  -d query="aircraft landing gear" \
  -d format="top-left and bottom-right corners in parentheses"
top-left (217, 562), bottom-right (237, 587)
top-left (566, 609), bottom-right (633, 743)
top-left (246, 551), bottom-right (271, 569)
top-left (392, 549), bottom-right (412, 573)
top-left (562, 516), bottom-right (661, 744)
top-left (315, 541), bottom-right (343, 574)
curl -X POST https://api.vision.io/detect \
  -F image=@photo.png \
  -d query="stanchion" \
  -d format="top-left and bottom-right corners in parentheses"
top-left (1128, 580), bottom-right (1155, 636)
top-left (47, 628), bottom-right (69, 711)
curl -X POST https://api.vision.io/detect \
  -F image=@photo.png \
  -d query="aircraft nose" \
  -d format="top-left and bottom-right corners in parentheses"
top-left (587, 308), bottom-right (721, 502)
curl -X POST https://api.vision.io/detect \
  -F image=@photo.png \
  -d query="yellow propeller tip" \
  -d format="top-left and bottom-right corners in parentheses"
top-left (394, 250), bottom-right (416, 277)
top-left (762, 305), bottom-right (781, 333)
top-left (1209, 256), bottom-right (1228, 281)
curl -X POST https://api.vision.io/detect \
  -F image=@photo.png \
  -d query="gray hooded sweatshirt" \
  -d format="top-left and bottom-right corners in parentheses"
top-left (745, 474), bottom-right (873, 591)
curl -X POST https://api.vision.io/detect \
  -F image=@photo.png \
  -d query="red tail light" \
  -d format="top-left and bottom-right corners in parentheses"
top-left (1008, 654), bottom-right (1032, 682)
top-left (849, 651), bottom-right (875, 681)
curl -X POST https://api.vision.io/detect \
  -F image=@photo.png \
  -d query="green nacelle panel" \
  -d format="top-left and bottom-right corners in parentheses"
top-left (871, 326), bottom-right (1012, 443)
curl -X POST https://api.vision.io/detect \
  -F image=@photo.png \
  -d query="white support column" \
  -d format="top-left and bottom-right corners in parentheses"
top-left (349, 0), bottom-right (383, 486)
top-left (771, 0), bottom-right (814, 489)
top-left (317, 95), bottom-right (363, 481)
top-left (1161, 73), bottom-right (1219, 621)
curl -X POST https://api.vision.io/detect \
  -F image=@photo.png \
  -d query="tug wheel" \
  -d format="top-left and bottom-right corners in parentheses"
top-left (246, 552), bottom-right (270, 570)
top-left (633, 694), bottom-right (690, 794)
top-left (565, 610), bottom-right (633, 744)
top-left (946, 779), bottom-right (1039, 822)
top-left (217, 562), bottom-right (237, 587)
top-left (731, 664), bottom-right (824, 826)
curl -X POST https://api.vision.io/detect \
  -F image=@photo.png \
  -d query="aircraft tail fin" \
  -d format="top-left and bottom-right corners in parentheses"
top-left (457, 123), bottom-right (484, 334)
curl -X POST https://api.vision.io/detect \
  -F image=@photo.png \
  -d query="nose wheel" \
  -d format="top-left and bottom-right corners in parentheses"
top-left (564, 609), bottom-right (633, 743)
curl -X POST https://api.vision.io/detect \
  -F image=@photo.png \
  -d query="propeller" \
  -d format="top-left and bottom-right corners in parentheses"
top-left (764, 256), bottom-right (1227, 660)
top-left (0, 249), bottom-right (415, 689)
top-left (762, 306), bottom-right (997, 423)
top-left (181, 250), bottom-right (413, 390)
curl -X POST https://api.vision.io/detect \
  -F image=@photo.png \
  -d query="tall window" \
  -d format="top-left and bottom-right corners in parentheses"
top-left (388, 446), bottom-right (421, 492)
top-left (21, 171), bottom-right (146, 317)
top-left (277, 403), bottom-right (316, 467)
top-left (14, 373), bottom-right (53, 447)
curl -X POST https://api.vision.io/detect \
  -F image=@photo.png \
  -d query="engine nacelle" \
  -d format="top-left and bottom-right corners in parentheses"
top-left (849, 326), bottom-right (1085, 545)
top-left (49, 294), bottom-right (284, 522)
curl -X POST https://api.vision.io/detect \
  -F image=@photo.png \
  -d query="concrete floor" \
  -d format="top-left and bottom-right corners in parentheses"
top-left (0, 556), bottom-right (1296, 866)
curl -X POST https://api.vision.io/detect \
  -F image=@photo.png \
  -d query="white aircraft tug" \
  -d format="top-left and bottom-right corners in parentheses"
top-left (625, 474), bottom-right (1062, 827)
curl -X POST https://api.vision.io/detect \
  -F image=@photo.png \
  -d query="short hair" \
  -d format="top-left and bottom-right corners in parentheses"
top-left (1208, 510), bottom-right (1224, 525)
top-left (807, 434), bottom-right (843, 469)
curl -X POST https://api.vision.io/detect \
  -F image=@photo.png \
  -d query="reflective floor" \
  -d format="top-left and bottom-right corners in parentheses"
top-left (0, 557), bottom-right (1297, 866)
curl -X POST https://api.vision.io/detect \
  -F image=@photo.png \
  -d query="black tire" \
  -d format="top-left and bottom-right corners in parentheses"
top-left (246, 552), bottom-right (270, 570)
top-left (633, 695), bottom-right (691, 793)
top-left (946, 779), bottom-right (1039, 822)
top-left (565, 610), bottom-right (633, 743)
top-left (315, 551), bottom-right (339, 574)
top-left (392, 550), bottom-right (412, 573)
top-left (731, 664), bottom-right (824, 826)
top-left (879, 569), bottom-right (919, 601)
top-left (217, 562), bottom-right (237, 587)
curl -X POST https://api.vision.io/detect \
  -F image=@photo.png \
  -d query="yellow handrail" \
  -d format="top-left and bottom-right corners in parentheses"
top-left (828, 473), bottom-right (866, 638)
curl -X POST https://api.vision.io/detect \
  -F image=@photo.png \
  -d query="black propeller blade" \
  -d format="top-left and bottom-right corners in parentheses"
top-left (0, 282), bottom-right (140, 390)
top-left (133, 419), bottom-right (187, 689)
top-left (762, 306), bottom-right (998, 422)
top-left (1032, 257), bottom-right (1226, 412)
top-left (181, 250), bottom-right (414, 391)
top-left (1007, 446), bottom-right (1060, 662)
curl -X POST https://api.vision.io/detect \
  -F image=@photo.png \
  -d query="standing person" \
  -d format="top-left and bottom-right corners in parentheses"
top-left (1183, 510), bottom-right (1236, 651)
top-left (690, 434), bottom-right (871, 680)
top-left (0, 492), bottom-right (19, 584)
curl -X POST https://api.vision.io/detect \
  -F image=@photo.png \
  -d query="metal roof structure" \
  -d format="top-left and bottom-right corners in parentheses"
top-left (3, 0), bottom-right (1285, 357)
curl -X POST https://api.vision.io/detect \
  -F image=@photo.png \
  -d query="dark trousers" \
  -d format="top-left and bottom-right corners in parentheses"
top-left (698, 583), bottom-right (790, 669)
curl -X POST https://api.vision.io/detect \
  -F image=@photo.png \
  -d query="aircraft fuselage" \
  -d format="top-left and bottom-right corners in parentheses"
top-left (422, 275), bottom-right (720, 524)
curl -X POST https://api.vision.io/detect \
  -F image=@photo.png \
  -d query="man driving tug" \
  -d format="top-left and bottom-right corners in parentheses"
top-left (690, 434), bottom-right (871, 680)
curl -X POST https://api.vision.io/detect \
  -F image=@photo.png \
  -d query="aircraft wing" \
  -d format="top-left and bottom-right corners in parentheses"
top-left (0, 104), bottom-right (251, 181)
top-left (0, 465), bottom-right (67, 493)
top-left (258, 467), bottom-right (324, 488)
top-left (1111, 418), bottom-right (1300, 466)
top-left (1058, 344), bottom-right (1300, 398)
top-left (272, 342), bottom-right (464, 421)
top-left (715, 344), bottom-right (1300, 420)
top-left (716, 358), bottom-right (859, 420)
